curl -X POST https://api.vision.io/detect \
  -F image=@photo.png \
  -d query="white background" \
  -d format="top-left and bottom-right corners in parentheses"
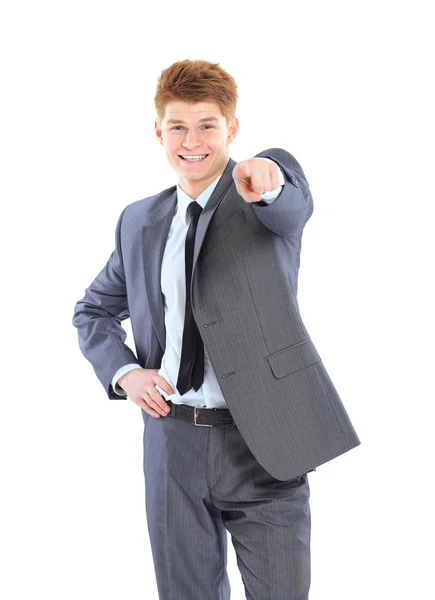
top-left (1, 1), bottom-right (434, 598)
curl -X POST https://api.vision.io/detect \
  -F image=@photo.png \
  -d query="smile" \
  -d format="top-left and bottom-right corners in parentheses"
top-left (179, 154), bottom-right (209, 162)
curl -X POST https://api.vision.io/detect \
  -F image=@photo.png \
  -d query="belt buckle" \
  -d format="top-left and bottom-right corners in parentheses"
top-left (194, 406), bottom-right (213, 427)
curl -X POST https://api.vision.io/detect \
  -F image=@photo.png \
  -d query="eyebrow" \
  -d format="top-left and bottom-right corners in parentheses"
top-left (165, 116), bottom-right (220, 125)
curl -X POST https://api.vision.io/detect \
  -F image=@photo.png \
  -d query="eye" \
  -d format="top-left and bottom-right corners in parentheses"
top-left (170, 125), bottom-right (214, 131)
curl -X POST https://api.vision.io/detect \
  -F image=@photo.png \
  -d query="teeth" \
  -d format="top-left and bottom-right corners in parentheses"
top-left (181, 154), bottom-right (207, 160)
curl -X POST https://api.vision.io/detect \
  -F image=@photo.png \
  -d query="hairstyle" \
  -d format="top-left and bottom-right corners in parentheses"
top-left (154, 59), bottom-right (238, 125)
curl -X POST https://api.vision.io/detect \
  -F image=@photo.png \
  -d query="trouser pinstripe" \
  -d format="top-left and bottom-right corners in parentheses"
top-left (142, 408), bottom-right (311, 600)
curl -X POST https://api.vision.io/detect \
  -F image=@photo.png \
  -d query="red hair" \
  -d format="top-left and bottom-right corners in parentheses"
top-left (154, 59), bottom-right (238, 125)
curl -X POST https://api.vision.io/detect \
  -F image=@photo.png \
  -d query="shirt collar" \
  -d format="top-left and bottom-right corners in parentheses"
top-left (176, 173), bottom-right (224, 226)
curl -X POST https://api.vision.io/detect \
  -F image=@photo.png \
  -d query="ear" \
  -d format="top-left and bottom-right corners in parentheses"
top-left (155, 119), bottom-right (163, 144)
top-left (227, 116), bottom-right (239, 144)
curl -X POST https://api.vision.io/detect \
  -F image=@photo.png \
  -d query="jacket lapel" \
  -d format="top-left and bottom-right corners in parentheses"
top-left (141, 156), bottom-right (237, 353)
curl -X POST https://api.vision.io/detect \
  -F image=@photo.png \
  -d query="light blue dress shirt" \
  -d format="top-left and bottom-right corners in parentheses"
top-left (111, 157), bottom-right (286, 406)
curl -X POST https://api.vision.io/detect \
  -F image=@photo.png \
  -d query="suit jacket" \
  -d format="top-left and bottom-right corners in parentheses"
top-left (72, 147), bottom-right (361, 481)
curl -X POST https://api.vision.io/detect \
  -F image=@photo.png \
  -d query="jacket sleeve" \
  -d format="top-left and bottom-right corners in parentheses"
top-left (250, 148), bottom-right (314, 237)
top-left (72, 206), bottom-right (139, 399)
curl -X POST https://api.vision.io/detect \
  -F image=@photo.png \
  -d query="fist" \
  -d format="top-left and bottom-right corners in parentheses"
top-left (232, 157), bottom-right (280, 203)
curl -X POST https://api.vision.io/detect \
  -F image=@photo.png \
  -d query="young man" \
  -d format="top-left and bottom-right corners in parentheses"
top-left (73, 59), bottom-right (361, 600)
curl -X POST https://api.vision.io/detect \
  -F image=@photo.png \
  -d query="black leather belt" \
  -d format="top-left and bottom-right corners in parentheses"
top-left (165, 399), bottom-right (234, 427)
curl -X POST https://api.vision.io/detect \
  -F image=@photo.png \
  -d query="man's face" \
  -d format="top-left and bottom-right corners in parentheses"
top-left (155, 100), bottom-right (238, 200)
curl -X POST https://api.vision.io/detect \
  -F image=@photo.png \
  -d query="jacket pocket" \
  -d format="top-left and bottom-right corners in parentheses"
top-left (265, 338), bottom-right (321, 379)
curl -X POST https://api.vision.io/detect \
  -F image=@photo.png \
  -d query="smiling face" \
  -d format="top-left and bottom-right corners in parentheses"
top-left (155, 100), bottom-right (239, 200)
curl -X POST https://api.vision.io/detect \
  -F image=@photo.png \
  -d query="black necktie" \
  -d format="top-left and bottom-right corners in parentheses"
top-left (176, 200), bottom-right (205, 395)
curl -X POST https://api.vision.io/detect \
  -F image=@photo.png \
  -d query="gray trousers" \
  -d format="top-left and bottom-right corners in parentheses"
top-left (142, 408), bottom-right (311, 600)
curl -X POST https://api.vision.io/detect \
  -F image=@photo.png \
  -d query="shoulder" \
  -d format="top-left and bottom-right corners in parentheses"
top-left (118, 184), bottom-right (176, 226)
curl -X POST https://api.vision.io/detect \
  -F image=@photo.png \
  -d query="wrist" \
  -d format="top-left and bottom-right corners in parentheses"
top-left (118, 372), bottom-right (128, 389)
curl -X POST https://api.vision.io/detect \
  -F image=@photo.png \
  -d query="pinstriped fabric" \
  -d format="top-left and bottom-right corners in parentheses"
top-left (143, 411), bottom-right (310, 600)
top-left (73, 148), bottom-right (360, 481)
top-left (72, 146), bottom-right (361, 598)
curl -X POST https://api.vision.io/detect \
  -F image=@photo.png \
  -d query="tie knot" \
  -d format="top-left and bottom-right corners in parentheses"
top-left (187, 201), bottom-right (203, 218)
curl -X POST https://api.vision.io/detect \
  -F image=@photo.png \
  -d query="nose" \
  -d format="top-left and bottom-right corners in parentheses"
top-left (182, 130), bottom-right (202, 150)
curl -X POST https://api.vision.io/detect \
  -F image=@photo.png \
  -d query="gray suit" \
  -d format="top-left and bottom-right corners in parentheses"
top-left (73, 147), bottom-right (361, 599)
top-left (73, 147), bottom-right (360, 481)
